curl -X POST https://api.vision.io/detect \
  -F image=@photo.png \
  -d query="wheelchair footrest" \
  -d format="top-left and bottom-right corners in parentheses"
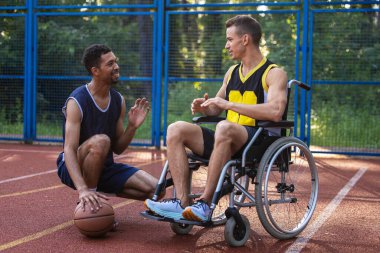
top-left (141, 210), bottom-right (172, 222)
top-left (140, 211), bottom-right (213, 227)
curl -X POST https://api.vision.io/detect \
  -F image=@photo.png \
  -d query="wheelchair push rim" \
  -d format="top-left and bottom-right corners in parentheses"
top-left (255, 137), bottom-right (319, 239)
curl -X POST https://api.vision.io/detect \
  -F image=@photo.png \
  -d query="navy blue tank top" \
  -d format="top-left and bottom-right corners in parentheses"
top-left (62, 84), bottom-right (122, 165)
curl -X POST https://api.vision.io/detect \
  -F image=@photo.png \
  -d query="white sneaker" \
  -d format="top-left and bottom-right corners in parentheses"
top-left (182, 200), bottom-right (211, 222)
top-left (144, 198), bottom-right (184, 220)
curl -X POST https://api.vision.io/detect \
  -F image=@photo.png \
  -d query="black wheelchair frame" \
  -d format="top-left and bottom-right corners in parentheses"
top-left (142, 80), bottom-right (319, 247)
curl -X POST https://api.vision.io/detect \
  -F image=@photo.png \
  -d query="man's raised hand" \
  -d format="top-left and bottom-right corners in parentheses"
top-left (128, 97), bottom-right (150, 129)
top-left (191, 93), bottom-right (208, 115)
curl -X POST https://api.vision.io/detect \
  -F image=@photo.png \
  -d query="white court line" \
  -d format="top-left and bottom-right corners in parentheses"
top-left (0, 158), bottom-right (164, 185)
top-left (286, 168), bottom-right (367, 253)
top-left (0, 199), bottom-right (135, 251)
top-left (0, 154), bottom-right (14, 161)
top-left (0, 148), bottom-right (58, 154)
top-left (0, 170), bottom-right (57, 184)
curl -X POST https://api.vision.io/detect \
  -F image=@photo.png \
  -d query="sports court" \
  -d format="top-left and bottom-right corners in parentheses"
top-left (1, 143), bottom-right (379, 253)
top-left (1, 0), bottom-right (379, 252)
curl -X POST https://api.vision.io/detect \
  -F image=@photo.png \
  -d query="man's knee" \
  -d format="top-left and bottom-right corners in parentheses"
top-left (215, 121), bottom-right (235, 144)
top-left (124, 170), bottom-right (160, 199)
top-left (88, 134), bottom-right (111, 157)
top-left (167, 121), bottom-right (189, 144)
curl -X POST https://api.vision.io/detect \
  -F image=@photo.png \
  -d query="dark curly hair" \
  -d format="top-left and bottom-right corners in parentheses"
top-left (81, 44), bottom-right (112, 75)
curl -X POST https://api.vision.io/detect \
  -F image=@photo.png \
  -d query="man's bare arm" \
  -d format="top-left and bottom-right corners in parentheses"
top-left (64, 99), bottom-right (88, 192)
top-left (201, 67), bottom-right (288, 122)
top-left (112, 97), bottom-right (149, 155)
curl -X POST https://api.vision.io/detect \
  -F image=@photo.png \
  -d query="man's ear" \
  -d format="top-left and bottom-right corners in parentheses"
top-left (242, 34), bottom-right (249, 46)
top-left (90, 66), bottom-right (98, 76)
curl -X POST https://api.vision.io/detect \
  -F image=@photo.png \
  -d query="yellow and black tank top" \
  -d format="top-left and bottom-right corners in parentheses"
top-left (225, 57), bottom-right (277, 126)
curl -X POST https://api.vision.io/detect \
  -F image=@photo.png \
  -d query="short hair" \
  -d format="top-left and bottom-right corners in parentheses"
top-left (225, 15), bottom-right (262, 46)
top-left (81, 44), bottom-right (112, 75)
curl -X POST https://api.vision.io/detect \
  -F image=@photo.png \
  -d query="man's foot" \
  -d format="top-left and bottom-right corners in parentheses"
top-left (182, 200), bottom-right (211, 222)
top-left (144, 198), bottom-right (184, 220)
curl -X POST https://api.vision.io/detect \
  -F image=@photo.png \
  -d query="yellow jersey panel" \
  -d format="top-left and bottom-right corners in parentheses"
top-left (225, 58), bottom-right (277, 126)
top-left (226, 91), bottom-right (257, 126)
top-left (226, 90), bottom-right (242, 123)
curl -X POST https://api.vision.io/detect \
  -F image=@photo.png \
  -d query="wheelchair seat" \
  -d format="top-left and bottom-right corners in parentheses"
top-left (187, 134), bottom-right (281, 171)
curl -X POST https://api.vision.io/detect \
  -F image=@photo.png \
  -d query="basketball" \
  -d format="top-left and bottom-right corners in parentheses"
top-left (73, 200), bottom-right (115, 237)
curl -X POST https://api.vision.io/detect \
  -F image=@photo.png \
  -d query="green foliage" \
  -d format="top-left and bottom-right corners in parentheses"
top-left (37, 15), bottom-right (148, 76)
top-left (166, 81), bottom-right (221, 125)
top-left (311, 85), bottom-right (380, 149)
top-left (312, 11), bottom-right (380, 81)
top-left (311, 104), bottom-right (379, 149)
top-left (1, 1), bottom-right (379, 153)
top-left (0, 99), bottom-right (23, 135)
top-left (0, 18), bottom-right (24, 74)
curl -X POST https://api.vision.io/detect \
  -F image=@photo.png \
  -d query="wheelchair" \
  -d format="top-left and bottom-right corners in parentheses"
top-left (141, 79), bottom-right (319, 247)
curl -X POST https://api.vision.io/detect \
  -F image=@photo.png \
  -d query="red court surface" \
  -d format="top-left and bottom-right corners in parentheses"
top-left (0, 143), bottom-right (379, 253)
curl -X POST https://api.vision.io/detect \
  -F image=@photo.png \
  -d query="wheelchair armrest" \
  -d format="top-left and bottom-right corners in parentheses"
top-left (192, 116), bottom-right (294, 128)
top-left (257, 120), bottom-right (294, 128)
top-left (192, 116), bottom-right (226, 124)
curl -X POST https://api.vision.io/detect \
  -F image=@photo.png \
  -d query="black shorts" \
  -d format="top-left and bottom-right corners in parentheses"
top-left (198, 125), bottom-right (264, 159)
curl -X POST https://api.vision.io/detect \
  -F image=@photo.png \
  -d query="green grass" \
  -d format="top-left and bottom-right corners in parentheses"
top-left (35, 117), bottom-right (153, 140)
top-left (1, 108), bottom-right (379, 151)
top-left (310, 106), bottom-right (379, 149)
top-left (0, 123), bottom-right (23, 135)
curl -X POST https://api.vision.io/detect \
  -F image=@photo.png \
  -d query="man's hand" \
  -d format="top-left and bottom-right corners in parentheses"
top-left (191, 93), bottom-right (209, 115)
top-left (78, 189), bottom-right (109, 212)
top-left (201, 96), bottom-right (230, 111)
top-left (128, 98), bottom-right (150, 129)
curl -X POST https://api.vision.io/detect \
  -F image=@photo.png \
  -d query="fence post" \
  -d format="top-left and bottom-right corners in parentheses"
top-left (154, 0), bottom-right (165, 148)
top-left (24, 0), bottom-right (35, 143)
top-left (300, 0), bottom-right (310, 145)
top-left (306, 8), bottom-right (314, 147)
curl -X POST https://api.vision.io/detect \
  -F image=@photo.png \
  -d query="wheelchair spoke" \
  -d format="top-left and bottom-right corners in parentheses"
top-left (255, 137), bottom-right (318, 239)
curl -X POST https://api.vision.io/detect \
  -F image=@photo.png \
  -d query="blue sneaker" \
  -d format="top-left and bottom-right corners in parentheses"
top-left (182, 200), bottom-right (211, 222)
top-left (144, 198), bottom-right (184, 220)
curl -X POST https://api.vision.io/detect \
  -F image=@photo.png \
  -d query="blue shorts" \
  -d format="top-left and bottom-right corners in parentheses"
top-left (56, 152), bottom-right (139, 194)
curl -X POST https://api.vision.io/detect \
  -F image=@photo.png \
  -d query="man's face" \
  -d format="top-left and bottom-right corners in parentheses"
top-left (95, 52), bottom-right (120, 85)
top-left (225, 26), bottom-right (245, 60)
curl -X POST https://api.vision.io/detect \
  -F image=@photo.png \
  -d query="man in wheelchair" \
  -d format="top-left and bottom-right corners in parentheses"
top-left (145, 15), bottom-right (288, 222)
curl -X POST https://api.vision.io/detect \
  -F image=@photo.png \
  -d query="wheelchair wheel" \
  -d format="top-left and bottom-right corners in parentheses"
top-left (189, 166), bottom-right (249, 225)
top-left (170, 222), bottom-right (194, 235)
top-left (224, 214), bottom-right (250, 247)
top-left (255, 137), bottom-right (318, 239)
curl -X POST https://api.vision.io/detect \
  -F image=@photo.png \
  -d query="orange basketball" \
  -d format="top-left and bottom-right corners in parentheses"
top-left (74, 200), bottom-right (115, 237)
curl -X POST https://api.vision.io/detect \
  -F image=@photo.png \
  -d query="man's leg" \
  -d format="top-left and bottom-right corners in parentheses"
top-left (182, 121), bottom-right (248, 221)
top-left (200, 121), bottom-right (248, 203)
top-left (77, 134), bottom-right (111, 188)
top-left (144, 121), bottom-right (205, 219)
top-left (166, 121), bottom-right (205, 206)
top-left (118, 170), bottom-right (159, 200)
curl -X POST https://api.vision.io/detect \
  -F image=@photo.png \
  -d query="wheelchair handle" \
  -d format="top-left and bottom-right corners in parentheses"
top-left (288, 79), bottom-right (310, 91)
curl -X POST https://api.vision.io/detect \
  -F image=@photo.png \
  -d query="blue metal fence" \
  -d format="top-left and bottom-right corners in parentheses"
top-left (0, 0), bottom-right (379, 156)
top-left (0, 1), bottom-right (160, 145)
top-left (163, 9), bottom-right (302, 144)
top-left (308, 5), bottom-right (380, 156)
top-left (0, 12), bottom-right (25, 141)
